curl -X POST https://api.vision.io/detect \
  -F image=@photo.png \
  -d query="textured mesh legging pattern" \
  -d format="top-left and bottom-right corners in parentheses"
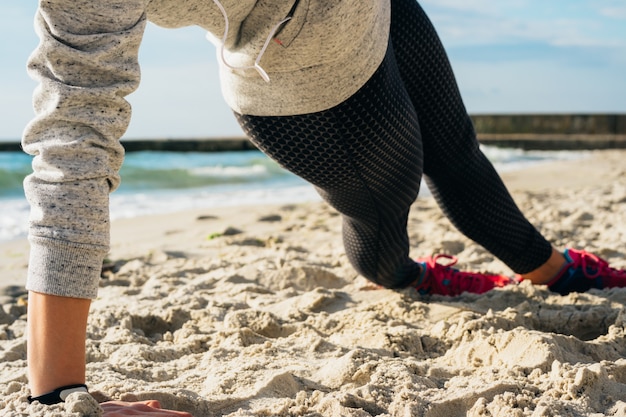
top-left (235, 0), bottom-right (553, 289)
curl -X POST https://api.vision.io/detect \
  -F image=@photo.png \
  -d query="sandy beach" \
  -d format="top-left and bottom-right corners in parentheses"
top-left (1, 149), bottom-right (625, 416)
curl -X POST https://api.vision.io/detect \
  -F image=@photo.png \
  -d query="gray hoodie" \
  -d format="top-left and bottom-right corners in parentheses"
top-left (22, 0), bottom-right (390, 299)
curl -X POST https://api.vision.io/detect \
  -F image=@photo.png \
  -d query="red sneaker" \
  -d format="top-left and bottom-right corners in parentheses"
top-left (548, 248), bottom-right (626, 295)
top-left (414, 254), bottom-right (515, 296)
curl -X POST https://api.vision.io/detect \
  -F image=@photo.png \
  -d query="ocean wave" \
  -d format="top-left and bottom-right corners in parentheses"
top-left (189, 164), bottom-right (269, 178)
top-left (0, 168), bottom-right (29, 197)
top-left (0, 152), bottom-right (32, 198)
top-left (0, 146), bottom-right (590, 243)
top-left (116, 150), bottom-right (289, 192)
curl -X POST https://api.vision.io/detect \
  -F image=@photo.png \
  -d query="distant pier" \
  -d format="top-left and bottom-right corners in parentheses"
top-left (2, 114), bottom-right (625, 152)
top-left (471, 114), bottom-right (626, 150)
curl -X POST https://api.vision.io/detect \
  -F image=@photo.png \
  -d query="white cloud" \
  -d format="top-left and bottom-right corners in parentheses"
top-left (599, 6), bottom-right (626, 20)
top-left (420, 1), bottom-right (625, 48)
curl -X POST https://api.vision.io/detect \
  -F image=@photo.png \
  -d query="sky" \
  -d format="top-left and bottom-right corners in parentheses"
top-left (0, 0), bottom-right (625, 141)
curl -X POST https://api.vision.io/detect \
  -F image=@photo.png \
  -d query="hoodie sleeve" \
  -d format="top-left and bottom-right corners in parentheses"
top-left (22, 0), bottom-right (146, 299)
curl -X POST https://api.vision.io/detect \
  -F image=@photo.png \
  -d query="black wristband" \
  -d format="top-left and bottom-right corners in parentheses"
top-left (27, 384), bottom-right (88, 405)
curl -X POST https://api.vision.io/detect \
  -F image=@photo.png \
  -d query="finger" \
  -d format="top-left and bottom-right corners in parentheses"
top-left (140, 400), bottom-right (162, 409)
top-left (101, 400), bottom-right (192, 416)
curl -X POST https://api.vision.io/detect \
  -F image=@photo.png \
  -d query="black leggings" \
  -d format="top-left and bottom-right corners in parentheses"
top-left (235, 0), bottom-right (553, 289)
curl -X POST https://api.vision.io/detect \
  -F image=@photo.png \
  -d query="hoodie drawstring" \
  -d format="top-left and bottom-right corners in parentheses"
top-left (210, 0), bottom-right (292, 83)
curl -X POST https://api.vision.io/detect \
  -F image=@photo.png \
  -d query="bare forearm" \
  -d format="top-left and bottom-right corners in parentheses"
top-left (27, 292), bottom-right (91, 396)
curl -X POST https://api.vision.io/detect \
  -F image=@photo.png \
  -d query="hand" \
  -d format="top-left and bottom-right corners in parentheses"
top-left (101, 400), bottom-right (193, 416)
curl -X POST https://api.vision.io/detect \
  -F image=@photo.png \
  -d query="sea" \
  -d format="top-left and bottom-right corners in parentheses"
top-left (0, 145), bottom-right (588, 243)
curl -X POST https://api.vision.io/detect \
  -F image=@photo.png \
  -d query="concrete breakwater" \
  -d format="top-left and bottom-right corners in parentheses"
top-left (2, 114), bottom-right (625, 152)
top-left (472, 114), bottom-right (626, 150)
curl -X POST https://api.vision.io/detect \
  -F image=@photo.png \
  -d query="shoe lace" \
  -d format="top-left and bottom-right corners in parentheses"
top-left (427, 254), bottom-right (489, 294)
top-left (573, 250), bottom-right (626, 280)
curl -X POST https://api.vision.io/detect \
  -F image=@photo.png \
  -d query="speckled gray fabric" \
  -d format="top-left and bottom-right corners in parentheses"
top-left (22, 0), bottom-right (391, 299)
